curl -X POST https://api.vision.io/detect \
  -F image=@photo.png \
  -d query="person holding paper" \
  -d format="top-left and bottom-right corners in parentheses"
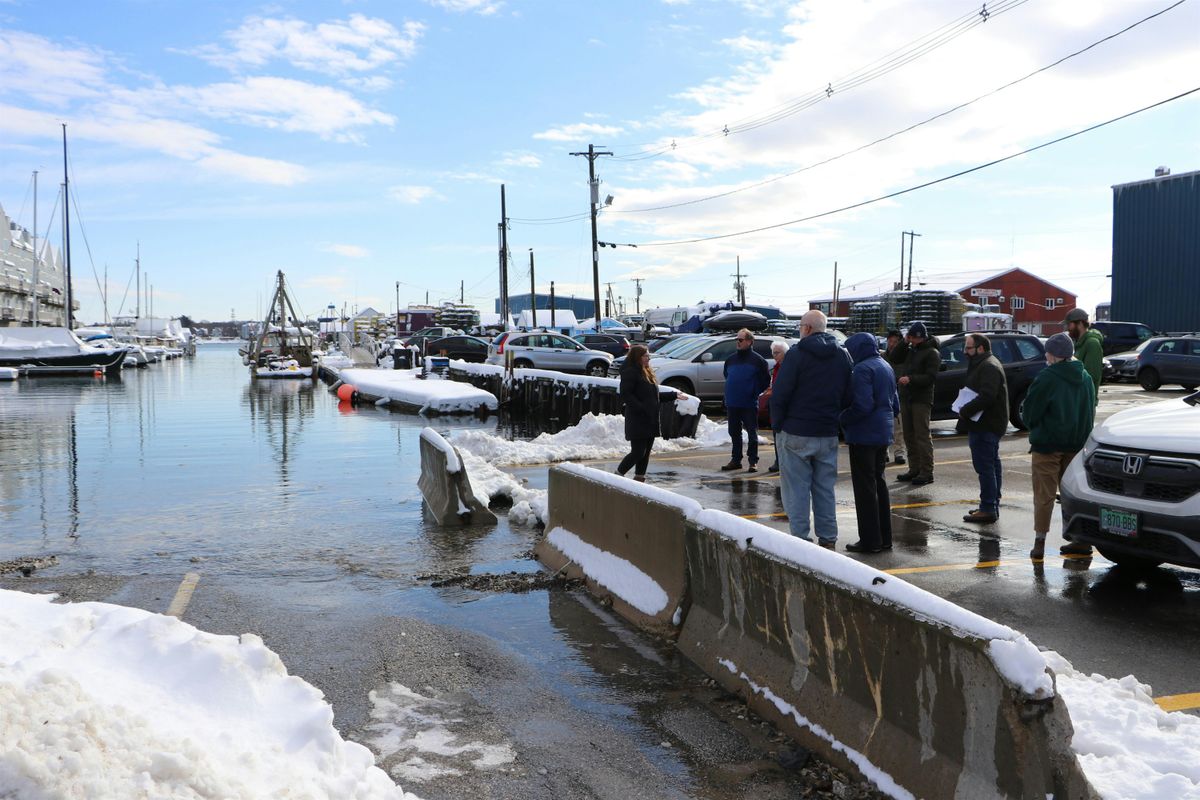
top-left (956, 333), bottom-right (1009, 524)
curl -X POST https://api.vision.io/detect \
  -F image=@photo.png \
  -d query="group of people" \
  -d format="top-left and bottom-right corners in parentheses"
top-left (616, 308), bottom-right (1104, 560)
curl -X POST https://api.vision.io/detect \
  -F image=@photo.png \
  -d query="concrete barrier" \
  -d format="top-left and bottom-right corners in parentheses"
top-left (535, 463), bottom-right (699, 638)
top-left (418, 428), bottom-right (497, 526)
top-left (540, 464), bottom-right (1097, 799)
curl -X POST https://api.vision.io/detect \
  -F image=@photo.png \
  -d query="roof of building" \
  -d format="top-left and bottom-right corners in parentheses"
top-left (1111, 167), bottom-right (1200, 191)
top-left (955, 267), bottom-right (1077, 300)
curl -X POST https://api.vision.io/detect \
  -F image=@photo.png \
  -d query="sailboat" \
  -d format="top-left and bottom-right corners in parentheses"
top-left (243, 270), bottom-right (316, 379)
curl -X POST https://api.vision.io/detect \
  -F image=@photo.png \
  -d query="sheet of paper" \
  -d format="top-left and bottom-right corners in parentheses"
top-left (952, 387), bottom-right (983, 421)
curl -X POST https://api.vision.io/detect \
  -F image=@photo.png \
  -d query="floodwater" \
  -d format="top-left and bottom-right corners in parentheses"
top-left (0, 344), bottom-right (835, 799)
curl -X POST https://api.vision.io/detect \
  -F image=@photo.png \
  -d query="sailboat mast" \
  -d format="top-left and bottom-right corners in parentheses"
top-left (62, 124), bottom-right (73, 331)
top-left (135, 243), bottom-right (140, 320)
top-left (31, 170), bottom-right (39, 327)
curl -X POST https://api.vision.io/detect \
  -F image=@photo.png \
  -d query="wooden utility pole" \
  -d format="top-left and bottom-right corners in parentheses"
top-left (499, 185), bottom-right (510, 328)
top-left (632, 277), bottom-right (643, 314)
top-left (529, 249), bottom-right (537, 328)
top-left (731, 257), bottom-right (747, 308)
top-left (549, 281), bottom-right (556, 327)
top-left (903, 231), bottom-right (922, 291)
top-left (570, 144), bottom-right (612, 331)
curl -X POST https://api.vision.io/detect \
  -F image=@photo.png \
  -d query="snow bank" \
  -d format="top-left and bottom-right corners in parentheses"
top-left (1045, 650), bottom-right (1200, 800)
top-left (340, 368), bottom-right (497, 414)
top-left (449, 412), bottom-right (737, 466)
top-left (419, 427), bottom-right (460, 473)
top-left (0, 589), bottom-right (416, 800)
top-left (458, 451), bottom-right (545, 527)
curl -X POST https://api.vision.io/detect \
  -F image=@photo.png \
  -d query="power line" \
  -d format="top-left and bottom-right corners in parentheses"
top-left (609, 0), bottom-right (1029, 161)
top-left (620, 86), bottom-right (1200, 248)
top-left (612, 0), bottom-right (1190, 215)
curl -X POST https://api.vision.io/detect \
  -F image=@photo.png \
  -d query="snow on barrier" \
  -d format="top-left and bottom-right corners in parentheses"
top-left (418, 428), bottom-right (497, 526)
top-left (539, 464), bottom-right (1097, 799)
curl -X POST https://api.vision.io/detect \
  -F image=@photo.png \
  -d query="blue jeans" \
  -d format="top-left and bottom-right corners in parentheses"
top-left (776, 432), bottom-right (839, 543)
top-left (968, 431), bottom-right (1003, 515)
top-left (727, 406), bottom-right (759, 464)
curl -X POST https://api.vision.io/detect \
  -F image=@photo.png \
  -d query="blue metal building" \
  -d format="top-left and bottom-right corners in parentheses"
top-left (1111, 169), bottom-right (1200, 332)
top-left (497, 293), bottom-right (596, 318)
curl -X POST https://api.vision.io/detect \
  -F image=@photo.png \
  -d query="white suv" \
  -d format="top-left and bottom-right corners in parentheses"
top-left (1059, 391), bottom-right (1200, 569)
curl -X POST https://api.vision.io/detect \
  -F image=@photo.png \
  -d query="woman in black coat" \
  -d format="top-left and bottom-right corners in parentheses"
top-left (618, 344), bottom-right (661, 481)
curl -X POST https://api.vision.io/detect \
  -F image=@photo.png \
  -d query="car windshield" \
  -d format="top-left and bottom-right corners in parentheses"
top-left (1134, 339), bottom-right (1154, 354)
top-left (652, 336), bottom-right (703, 357)
top-left (659, 337), bottom-right (719, 360)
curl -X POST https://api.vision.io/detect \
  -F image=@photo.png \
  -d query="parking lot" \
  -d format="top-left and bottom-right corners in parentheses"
top-left (512, 382), bottom-right (1200, 711)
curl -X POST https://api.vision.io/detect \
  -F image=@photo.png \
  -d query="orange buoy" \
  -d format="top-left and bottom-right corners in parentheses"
top-left (336, 383), bottom-right (357, 402)
top-left (337, 400), bottom-right (356, 414)
top-left (93, 370), bottom-right (103, 378)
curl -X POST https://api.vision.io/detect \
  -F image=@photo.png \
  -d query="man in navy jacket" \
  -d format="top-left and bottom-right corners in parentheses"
top-left (769, 310), bottom-right (852, 546)
top-left (722, 329), bottom-right (772, 472)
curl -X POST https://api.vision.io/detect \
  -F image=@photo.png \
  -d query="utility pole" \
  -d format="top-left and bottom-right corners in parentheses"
top-left (902, 231), bottom-right (922, 291)
top-left (460, 280), bottom-right (464, 304)
top-left (498, 185), bottom-right (510, 329)
top-left (605, 282), bottom-right (614, 318)
top-left (832, 261), bottom-right (838, 316)
top-left (61, 124), bottom-right (72, 330)
top-left (632, 277), bottom-right (643, 314)
top-left (529, 249), bottom-right (537, 328)
top-left (731, 256), bottom-right (748, 308)
top-left (570, 144), bottom-right (612, 332)
top-left (550, 281), bottom-right (556, 328)
top-left (395, 281), bottom-right (400, 335)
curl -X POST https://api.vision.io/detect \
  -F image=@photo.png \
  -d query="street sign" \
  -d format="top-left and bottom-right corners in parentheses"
top-left (971, 288), bottom-right (1002, 298)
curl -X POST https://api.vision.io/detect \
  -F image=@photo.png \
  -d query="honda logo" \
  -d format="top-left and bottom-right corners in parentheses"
top-left (1122, 455), bottom-right (1146, 476)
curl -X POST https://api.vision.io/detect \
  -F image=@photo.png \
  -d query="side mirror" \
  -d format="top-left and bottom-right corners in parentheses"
top-left (700, 352), bottom-right (714, 363)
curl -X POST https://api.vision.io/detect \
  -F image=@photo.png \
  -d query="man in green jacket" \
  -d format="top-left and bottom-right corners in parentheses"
top-left (1064, 308), bottom-right (1103, 405)
top-left (1021, 333), bottom-right (1096, 559)
top-left (896, 322), bottom-right (940, 486)
top-left (957, 334), bottom-right (1009, 524)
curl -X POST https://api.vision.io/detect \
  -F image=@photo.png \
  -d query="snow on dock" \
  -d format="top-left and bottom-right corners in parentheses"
top-left (339, 368), bottom-right (497, 415)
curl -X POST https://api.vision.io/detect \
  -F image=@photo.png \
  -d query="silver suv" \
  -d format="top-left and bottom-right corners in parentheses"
top-left (645, 334), bottom-right (792, 400)
top-left (486, 331), bottom-right (613, 376)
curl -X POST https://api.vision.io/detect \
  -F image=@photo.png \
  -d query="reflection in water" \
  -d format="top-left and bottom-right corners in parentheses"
top-left (243, 380), bottom-right (315, 487)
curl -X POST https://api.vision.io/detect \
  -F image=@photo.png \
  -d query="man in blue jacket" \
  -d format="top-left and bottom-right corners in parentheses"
top-left (769, 311), bottom-right (853, 547)
top-left (840, 332), bottom-right (900, 553)
top-left (721, 328), bottom-right (772, 472)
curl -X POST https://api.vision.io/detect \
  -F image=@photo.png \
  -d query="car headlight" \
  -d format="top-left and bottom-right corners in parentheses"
top-left (1080, 433), bottom-right (1100, 461)
top-left (1102, 358), bottom-right (1112, 369)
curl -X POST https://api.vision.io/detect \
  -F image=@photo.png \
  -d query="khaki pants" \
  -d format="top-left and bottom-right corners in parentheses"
top-left (889, 415), bottom-right (905, 461)
top-left (900, 401), bottom-right (933, 478)
top-left (1032, 451), bottom-right (1076, 535)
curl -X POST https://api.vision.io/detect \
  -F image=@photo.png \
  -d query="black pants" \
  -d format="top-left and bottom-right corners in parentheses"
top-left (848, 444), bottom-right (892, 549)
top-left (618, 437), bottom-right (655, 476)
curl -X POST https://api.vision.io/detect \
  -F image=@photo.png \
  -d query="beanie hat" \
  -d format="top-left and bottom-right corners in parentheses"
top-left (1045, 333), bottom-right (1074, 359)
top-left (907, 322), bottom-right (929, 339)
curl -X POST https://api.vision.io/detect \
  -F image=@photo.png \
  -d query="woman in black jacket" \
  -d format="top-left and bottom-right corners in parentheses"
top-left (617, 345), bottom-right (661, 481)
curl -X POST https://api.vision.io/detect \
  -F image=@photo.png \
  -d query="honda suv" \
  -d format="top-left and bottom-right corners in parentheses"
top-left (485, 331), bottom-right (613, 376)
top-left (1060, 391), bottom-right (1200, 569)
top-left (933, 331), bottom-right (1046, 429)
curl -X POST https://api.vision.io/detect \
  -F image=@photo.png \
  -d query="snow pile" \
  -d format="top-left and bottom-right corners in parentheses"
top-left (458, 450), bottom-right (546, 527)
top-left (1045, 650), bottom-right (1200, 799)
top-left (450, 412), bottom-right (738, 467)
top-left (340, 368), bottom-right (497, 414)
top-left (321, 351), bottom-right (355, 369)
top-left (0, 589), bottom-right (416, 800)
top-left (420, 427), bottom-right (461, 473)
top-left (674, 394), bottom-right (700, 416)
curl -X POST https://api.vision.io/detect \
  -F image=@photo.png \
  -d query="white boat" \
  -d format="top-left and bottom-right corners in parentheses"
top-left (244, 271), bottom-right (316, 380)
top-left (0, 326), bottom-right (127, 376)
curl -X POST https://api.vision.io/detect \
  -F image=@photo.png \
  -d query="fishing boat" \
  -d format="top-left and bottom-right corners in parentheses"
top-left (243, 271), bottom-right (316, 379)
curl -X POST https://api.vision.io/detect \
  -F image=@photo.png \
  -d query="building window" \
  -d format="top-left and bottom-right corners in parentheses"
top-left (1045, 298), bottom-right (1056, 309)
top-left (1010, 296), bottom-right (1025, 310)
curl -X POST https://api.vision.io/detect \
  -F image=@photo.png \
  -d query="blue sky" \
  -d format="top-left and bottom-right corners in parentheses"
top-left (1, 0), bottom-right (1197, 324)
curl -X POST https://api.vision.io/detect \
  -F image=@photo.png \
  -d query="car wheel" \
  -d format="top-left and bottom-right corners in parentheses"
top-left (1095, 546), bottom-right (1163, 570)
top-left (663, 377), bottom-right (694, 396)
top-left (1138, 368), bottom-right (1161, 391)
top-left (1183, 384), bottom-right (1198, 391)
top-left (1009, 387), bottom-right (1028, 431)
top-left (586, 361), bottom-right (609, 377)
top-left (513, 358), bottom-right (533, 369)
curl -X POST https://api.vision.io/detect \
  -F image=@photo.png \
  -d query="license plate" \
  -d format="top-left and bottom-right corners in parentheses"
top-left (1099, 507), bottom-right (1139, 538)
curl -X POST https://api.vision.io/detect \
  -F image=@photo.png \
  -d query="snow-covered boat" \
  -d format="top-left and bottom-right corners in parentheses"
top-left (0, 326), bottom-right (127, 376)
top-left (244, 271), bottom-right (316, 380)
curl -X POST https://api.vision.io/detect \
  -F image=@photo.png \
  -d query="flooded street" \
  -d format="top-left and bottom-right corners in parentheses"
top-left (1, 345), bottom-right (860, 799)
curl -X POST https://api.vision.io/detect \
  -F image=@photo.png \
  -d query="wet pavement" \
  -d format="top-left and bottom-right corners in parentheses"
top-left (512, 383), bottom-right (1200, 708)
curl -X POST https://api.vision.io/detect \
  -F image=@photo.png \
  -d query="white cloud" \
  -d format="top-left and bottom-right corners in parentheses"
top-left (341, 75), bottom-right (394, 93)
top-left (0, 30), bottom-right (109, 104)
top-left (388, 185), bottom-right (442, 204)
top-left (424, 0), bottom-right (504, 15)
top-left (322, 244), bottom-right (370, 258)
top-left (192, 15), bottom-right (426, 74)
top-left (499, 151), bottom-right (542, 168)
top-left (720, 35), bottom-right (777, 56)
top-left (532, 122), bottom-right (624, 142)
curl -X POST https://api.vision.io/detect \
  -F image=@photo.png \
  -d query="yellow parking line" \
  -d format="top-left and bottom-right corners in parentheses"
top-left (1154, 692), bottom-right (1200, 712)
top-left (886, 561), bottom-right (1000, 575)
top-left (738, 498), bottom-right (977, 520)
top-left (166, 572), bottom-right (201, 618)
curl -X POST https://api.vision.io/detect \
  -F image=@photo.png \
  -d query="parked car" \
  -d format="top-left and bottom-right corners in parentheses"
top-left (638, 333), bottom-right (793, 400)
top-left (1090, 321), bottom-right (1156, 356)
top-left (486, 331), bottom-right (613, 376)
top-left (402, 327), bottom-right (463, 354)
top-left (1060, 390), bottom-right (1200, 569)
top-left (574, 333), bottom-right (630, 357)
top-left (424, 335), bottom-right (490, 363)
top-left (1106, 339), bottom-right (1156, 382)
top-left (610, 334), bottom-right (705, 373)
top-left (1131, 336), bottom-right (1200, 391)
top-left (933, 331), bottom-right (1047, 430)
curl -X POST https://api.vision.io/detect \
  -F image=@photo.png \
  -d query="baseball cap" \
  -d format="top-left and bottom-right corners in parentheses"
top-left (1063, 308), bottom-right (1089, 324)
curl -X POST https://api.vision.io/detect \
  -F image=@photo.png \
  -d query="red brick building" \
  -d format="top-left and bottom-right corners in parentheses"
top-left (957, 267), bottom-right (1078, 336)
